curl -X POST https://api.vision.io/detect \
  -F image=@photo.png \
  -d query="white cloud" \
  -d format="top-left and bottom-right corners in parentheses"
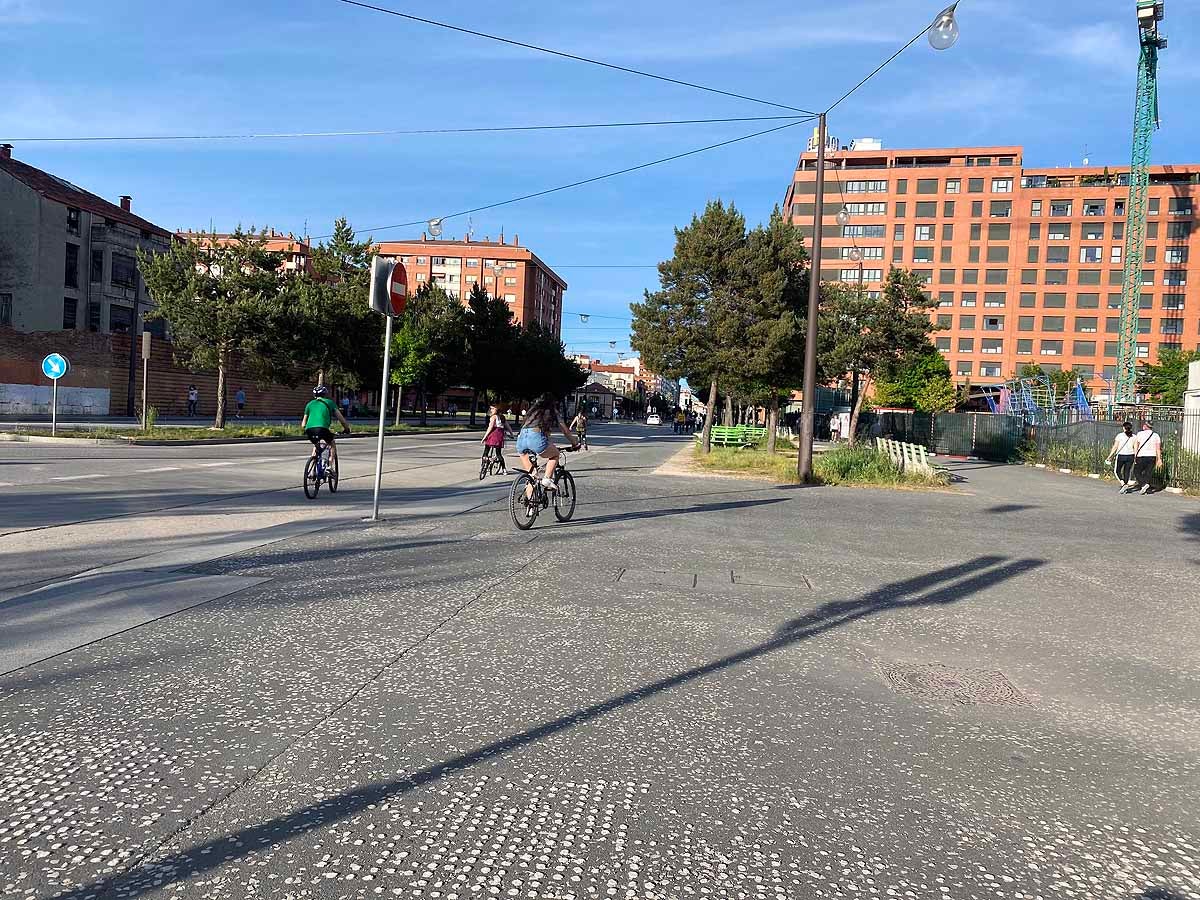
top-left (1045, 22), bottom-right (1132, 73)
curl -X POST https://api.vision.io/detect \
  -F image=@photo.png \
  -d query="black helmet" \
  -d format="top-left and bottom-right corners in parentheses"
top-left (313, 385), bottom-right (329, 397)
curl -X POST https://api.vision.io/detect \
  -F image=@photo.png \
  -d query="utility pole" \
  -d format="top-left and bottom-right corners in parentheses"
top-left (797, 113), bottom-right (827, 483)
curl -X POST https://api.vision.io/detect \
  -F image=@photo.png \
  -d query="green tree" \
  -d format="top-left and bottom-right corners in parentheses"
top-left (507, 324), bottom-right (588, 405)
top-left (631, 200), bottom-right (748, 453)
top-left (140, 228), bottom-right (294, 428)
top-left (1137, 348), bottom-right (1200, 405)
top-left (463, 281), bottom-right (520, 424)
top-left (914, 375), bottom-right (958, 413)
top-left (872, 346), bottom-right (952, 408)
top-left (390, 283), bottom-right (467, 426)
top-left (818, 268), bottom-right (940, 443)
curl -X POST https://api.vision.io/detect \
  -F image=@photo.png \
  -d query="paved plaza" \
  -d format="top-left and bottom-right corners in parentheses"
top-left (1, 425), bottom-right (1197, 899)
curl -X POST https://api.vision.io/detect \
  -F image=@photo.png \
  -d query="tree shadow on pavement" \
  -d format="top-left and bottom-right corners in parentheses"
top-left (1134, 889), bottom-right (1191, 900)
top-left (984, 504), bottom-right (1040, 514)
top-left (54, 553), bottom-right (1044, 900)
top-left (1180, 511), bottom-right (1200, 542)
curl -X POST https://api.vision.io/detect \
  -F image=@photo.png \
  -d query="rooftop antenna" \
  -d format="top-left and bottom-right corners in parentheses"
top-left (466, 217), bottom-right (474, 241)
top-left (1082, 145), bottom-right (1090, 166)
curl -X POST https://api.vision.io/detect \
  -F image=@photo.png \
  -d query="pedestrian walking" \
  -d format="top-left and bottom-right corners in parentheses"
top-left (186, 384), bottom-right (198, 417)
top-left (448, 401), bottom-right (458, 420)
top-left (235, 387), bottom-right (247, 419)
top-left (341, 393), bottom-right (352, 420)
top-left (829, 416), bottom-right (841, 443)
top-left (1125, 419), bottom-right (1163, 495)
top-left (1105, 421), bottom-right (1137, 492)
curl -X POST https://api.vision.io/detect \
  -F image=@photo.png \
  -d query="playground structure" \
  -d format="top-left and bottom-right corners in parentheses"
top-left (983, 375), bottom-right (1093, 425)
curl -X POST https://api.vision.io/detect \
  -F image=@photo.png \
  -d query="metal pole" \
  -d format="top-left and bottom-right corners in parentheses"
top-left (798, 112), bottom-right (827, 483)
top-left (142, 355), bottom-right (149, 429)
top-left (52, 379), bottom-right (58, 437)
top-left (368, 313), bottom-right (394, 522)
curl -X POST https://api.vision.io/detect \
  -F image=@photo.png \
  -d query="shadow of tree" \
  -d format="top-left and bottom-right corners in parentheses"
top-left (53, 554), bottom-right (1044, 899)
top-left (1135, 889), bottom-right (1191, 900)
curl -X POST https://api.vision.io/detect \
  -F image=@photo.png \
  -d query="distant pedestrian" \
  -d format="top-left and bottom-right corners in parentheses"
top-left (481, 403), bottom-right (514, 473)
top-left (235, 387), bottom-right (247, 419)
top-left (570, 408), bottom-right (589, 451)
top-left (341, 393), bottom-right (352, 420)
top-left (1105, 421), bottom-right (1137, 492)
top-left (1126, 419), bottom-right (1163, 495)
top-left (186, 384), bottom-right (198, 417)
top-left (448, 401), bottom-right (458, 420)
top-left (829, 416), bottom-right (841, 442)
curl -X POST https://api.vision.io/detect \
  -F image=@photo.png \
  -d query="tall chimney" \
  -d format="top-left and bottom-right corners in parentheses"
top-left (119, 195), bottom-right (132, 212)
top-left (0, 144), bottom-right (12, 159)
top-left (514, 234), bottom-right (519, 247)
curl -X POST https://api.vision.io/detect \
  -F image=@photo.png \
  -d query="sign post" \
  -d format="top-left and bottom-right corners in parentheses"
top-left (41, 353), bottom-right (70, 436)
top-left (141, 331), bottom-right (152, 429)
top-left (365, 258), bottom-right (407, 521)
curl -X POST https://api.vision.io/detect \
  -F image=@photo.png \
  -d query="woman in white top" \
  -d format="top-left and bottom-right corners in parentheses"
top-left (1105, 421), bottom-right (1138, 492)
top-left (1127, 419), bottom-right (1163, 495)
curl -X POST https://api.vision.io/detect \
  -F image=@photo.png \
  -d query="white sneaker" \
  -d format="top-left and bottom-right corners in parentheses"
top-left (540, 477), bottom-right (557, 492)
top-left (1140, 484), bottom-right (1151, 495)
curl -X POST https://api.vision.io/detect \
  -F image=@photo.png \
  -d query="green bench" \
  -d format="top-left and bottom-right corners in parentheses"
top-left (702, 426), bottom-right (769, 448)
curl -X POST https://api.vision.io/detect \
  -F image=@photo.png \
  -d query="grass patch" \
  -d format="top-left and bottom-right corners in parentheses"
top-left (9, 422), bottom-right (473, 442)
top-left (691, 443), bottom-right (951, 488)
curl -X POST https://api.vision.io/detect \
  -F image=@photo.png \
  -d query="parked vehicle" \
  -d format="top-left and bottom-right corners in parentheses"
top-left (646, 413), bottom-right (662, 426)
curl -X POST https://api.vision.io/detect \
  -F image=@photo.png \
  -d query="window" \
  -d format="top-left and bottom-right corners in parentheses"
top-left (936, 336), bottom-right (952, 351)
top-left (111, 253), bottom-right (137, 288)
top-left (1164, 270), bottom-right (1187, 286)
top-left (108, 304), bottom-right (133, 334)
top-left (1048, 223), bottom-right (1071, 241)
top-left (982, 338), bottom-right (1003, 354)
top-left (940, 247), bottom-right (952, 264)
top-left (937, 314), bottom-right (952, 329)
top-left (990, 178), bottom-right (1012, 193)
top-left (989, 201), bottom-right (1012, 219)
top-left (941, 223), bottom-right (954, 240)
top-left (971, 201), bottom-right (983, 217)
top-left (938, 291), bottom-right (955, 307)
top-left (1021, 269), bottom-right (1038, 285)
top-left (915, 201), bottom-right (937, 218)
top-left (979, 363), bottom-right (1002, 378)
top-left (1111, 246), bottom-right (1122, 263)
top-left (1083, 223), bottom-right (1104, 241)
top-left (505, 277), bottom-right (517, 285)
top-left (943, 201), bottom-right (956, 217)
top-left (960, 292), bottom-right (977, 307)
top-left (1146, 246), bottom-right (1158, 263)
top-left (939, 269), bottom-right (956, 284)
top-left (1080, 247), bottom-right (1103, 263)
top-left (988, 223), bottom-right (1011, 241)
top-left (1044, 294), bottom-right (1067, 309)
top-left (845, 202), bottom-right (887, 215)
top-left (1143, 270), bottom-right (1156, 286)
top-left (843, 225), bottom-right (886, 238)
top-left (892, 247), bottom-right (903, 263)
top-left (1027, 246), bottom-right (1040, 263)
top-left (466, 258), bottom-right (479, 267)
top-left (983, 315), bottom-right (1004, 331)
top-left (895, 202), bottom-right (907, 218)
top-left (840, 246), bottom-right (883, 259)
top-left (1162, 294), bottom-right (1186, 310)
top-left (962, 269), bottom-right (978, 284)
top-left (915, 225), bottom-right (933, 241)
top-left (90, 249), bottom-right (103, 283)
top-left (1073, 340), bottom-right (1097, 356)
top-left (1083, 200), bottom-right (1105, 216)
top-left (969, 223), bottom-right (982, 241)
top-left (896, 179), bottom-right (908, 195)
top-left (1167, 222), bottom-right (1191, 239)
top-left (985, 268), bottom-right (1008, 284)
top-left (1110, 269), bottom-right (1126, 286)
top-left (1041, 340), bottom-right (1063, 356)
top-left (1029, 223), bottom-right (1041, 240)
top-left (1075, 316), bottom-right (1098, 332)
top-left (917, 178), bottom-right (938, 194)
top-left (1017, 339), bottom-right (1034, 354)
top-left (503, 293), bottom-right (517, 301)
top-left (969, 245), bottom-right (981, 263)
top-left (1169, 197), bottom-right (1193, 216)
top-left (1138, 316), bottom-right (1152, 334)
top-left (975, 157), bottom-right (992, 166)
top-left (959, 315), bottom-right (976, 330)
top-left (1114, 221), bottom-right (1126, 240)
top-left (1103, 341), bottom-right (1119, 357)
top-left (1045, 270), bottom-right (1068, 285)
top-left (958, 338), bottom-right (975, 352)
top-left (67, 207), bottom-right (80, 235)
top-left (946, 178), bottom-right (960, 194)
top-left (968, 178), bottom-right (984, 193)
top-left (1050, 201), bottom-right (1072, 217)
top-left (984, 293), bottom-right (1006, 307)
top-left (957, 361), bottom-right (973, 376)
top-left (59, 297), bottom-right (77, 329)
top-left (840, 268), bottom-right (882, 281)
top-left (1047, 247), bottom-right (1070, 264)
top-left (416, 256), bottom-right (427, 263)
top-left (845, 180), bottom-right (888, 193)
top-left (417, 273), bottom-right (427, 281)
top-left (1106, 317), bottom-right (1120, 333)
top-left (64, 243), bottom-right (79, 288)
top-left (1165, 247), bottom-right (1188, 264)
top-left (1149, 198), bottom-right (1161, 215)
top-left (1161, 319), bottom-right (1184, 335)
top-left (893, 224), bottom-right (905, 241)
top-left (0, 292), bottom-right (10, 327)
top-left (1018, 316), bottom-right (1035, 331)
top-left (1076, 293), bottom-right (1100, 309)
top-left (1137, 343), bottom-right (1149, 358)
top-left (1031, 200), bottom-right (1042, 217)
top-left (912, 269), bottom-right (932, 285)
top-left (1115, 200), bottom-right (1126, 216)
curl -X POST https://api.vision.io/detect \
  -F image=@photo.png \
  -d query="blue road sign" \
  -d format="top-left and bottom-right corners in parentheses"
top-left (42, 353), bottom-right (70, 380)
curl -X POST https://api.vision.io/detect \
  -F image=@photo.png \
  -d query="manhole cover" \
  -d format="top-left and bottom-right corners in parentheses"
top-left (877, 662), bottom-right (1029, 706)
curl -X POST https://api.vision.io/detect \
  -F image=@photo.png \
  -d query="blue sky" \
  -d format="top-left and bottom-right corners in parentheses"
top-left (3, 0), bottom-right (1198, 361)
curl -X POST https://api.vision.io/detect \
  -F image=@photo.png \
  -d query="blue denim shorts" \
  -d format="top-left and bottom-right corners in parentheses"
top-left (516, 428), bottom-right (549, 455)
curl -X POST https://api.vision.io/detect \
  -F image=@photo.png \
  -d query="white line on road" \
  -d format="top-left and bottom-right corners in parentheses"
top-left (0, 482), bottom-right (14, 488)
top-left (51, 474), bottom-right (105, 482)
top-left (199, 461), bottom-right (238, 468)
top-left (141, 466), bottom-right (183, 473)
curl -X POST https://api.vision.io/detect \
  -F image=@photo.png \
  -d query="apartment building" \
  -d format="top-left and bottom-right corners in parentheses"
top-left (784, 139), bottom-right (1200, 390)
top-left (374, 234), bottom-right (566, 335)
top-left (0, 144), bottom-right (172, 334)
top-left (176, 229), bottom-right (312, 274)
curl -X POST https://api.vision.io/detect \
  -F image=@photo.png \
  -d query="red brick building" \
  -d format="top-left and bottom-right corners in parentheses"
top-left (374, 234), bottom-right (565, 336)
top-left (785, 139), bottom-right (1200, 395)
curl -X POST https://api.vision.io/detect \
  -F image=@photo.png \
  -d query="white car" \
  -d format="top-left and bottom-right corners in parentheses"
top-left (645, 414), bottom-right (662, 426)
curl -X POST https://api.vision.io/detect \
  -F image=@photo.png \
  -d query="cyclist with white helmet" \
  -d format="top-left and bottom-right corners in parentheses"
top-left (301, 385), bottom-right (351, 469)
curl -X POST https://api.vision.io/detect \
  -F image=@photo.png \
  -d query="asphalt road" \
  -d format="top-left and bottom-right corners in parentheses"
top-left (1, 427), bottom-right (1197, 900)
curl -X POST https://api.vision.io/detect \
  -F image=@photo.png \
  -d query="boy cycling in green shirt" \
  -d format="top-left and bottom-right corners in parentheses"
top-left (301, 385), bottom-right (351, 470)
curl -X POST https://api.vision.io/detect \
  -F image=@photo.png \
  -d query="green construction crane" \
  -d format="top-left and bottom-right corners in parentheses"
top-left (1116, 0), bottom-right (1167, 403)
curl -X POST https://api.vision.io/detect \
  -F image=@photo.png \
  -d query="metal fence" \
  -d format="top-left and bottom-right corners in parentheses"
top-left (859, 411), bottom-right (1023, 463)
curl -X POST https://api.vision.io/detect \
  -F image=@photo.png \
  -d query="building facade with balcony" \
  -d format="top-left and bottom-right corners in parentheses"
top-left (0, 144), bottom-right (172, 334)
top-left (176, 229), bottom-right (312, 275)
top-left (784, 140), bottom-right (1200, 391)
top-left (374, 234), bottom-right (566, 335)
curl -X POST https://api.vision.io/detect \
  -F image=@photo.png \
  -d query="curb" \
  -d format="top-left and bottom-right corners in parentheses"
top-left (0, 432), bottom-right (129, 446)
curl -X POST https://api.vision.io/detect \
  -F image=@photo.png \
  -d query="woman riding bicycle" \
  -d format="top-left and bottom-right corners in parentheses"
top-left (517, 393), bottom-right (579, 491)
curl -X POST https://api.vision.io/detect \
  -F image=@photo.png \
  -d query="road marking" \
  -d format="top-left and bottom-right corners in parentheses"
top-left (51, 474), bottom-right (104, 481)
top-left (0, 482), bottom-right (14, 488)
top-left (142, 466), bottom-right (182, 473)
top-left (199, 461), bottom-right (238, 468)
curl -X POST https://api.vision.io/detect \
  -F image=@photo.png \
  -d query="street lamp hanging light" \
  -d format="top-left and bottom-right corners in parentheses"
top-left (927, 3), bottom-right (960, 50)
top-left (836, 206), bottom-right (851, 226)
top-left (579, 314), bottom-right (590, 323)
top-left (427, 218), bottom-right (444, 238)
top-left (849, 247), bottom-right (863, 262)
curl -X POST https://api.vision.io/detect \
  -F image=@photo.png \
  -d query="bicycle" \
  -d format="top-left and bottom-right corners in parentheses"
top-left (508, 447), bottom-right (577, 530)
top-left (479, 449), bottom-right (508, 481)
top-left (303, 436), bottom-right (340, 499)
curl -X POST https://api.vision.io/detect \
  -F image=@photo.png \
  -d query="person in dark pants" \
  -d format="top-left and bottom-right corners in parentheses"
top-left (186, 384), bottom-right (198, 417)
top-left (1105, 421), bottom-right (1137, 492)
top-left (1127, 419), bottom-right (1163, 495)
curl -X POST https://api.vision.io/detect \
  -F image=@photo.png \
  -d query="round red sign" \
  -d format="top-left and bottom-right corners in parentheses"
top-left (388, 263), bottom-right (408, 316)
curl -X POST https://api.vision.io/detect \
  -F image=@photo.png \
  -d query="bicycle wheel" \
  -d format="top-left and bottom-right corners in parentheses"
top-left (509, 474), bottom-right (539, 530)
top-left (303, 457), bottom-right (321, 499)
top-left (553, 470), bottom-right (577, 522)
top-left (479, 456), bottom-right (490, 481)
top-left (327, 458), bottom-right (339, 493)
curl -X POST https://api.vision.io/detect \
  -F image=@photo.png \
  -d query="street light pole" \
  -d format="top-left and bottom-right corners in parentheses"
top-left (797, 112), bottom-right (828, 483)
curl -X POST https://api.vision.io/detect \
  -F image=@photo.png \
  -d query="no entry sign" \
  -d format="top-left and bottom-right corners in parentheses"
top-left (388, 263), bottom-right (408, 316)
